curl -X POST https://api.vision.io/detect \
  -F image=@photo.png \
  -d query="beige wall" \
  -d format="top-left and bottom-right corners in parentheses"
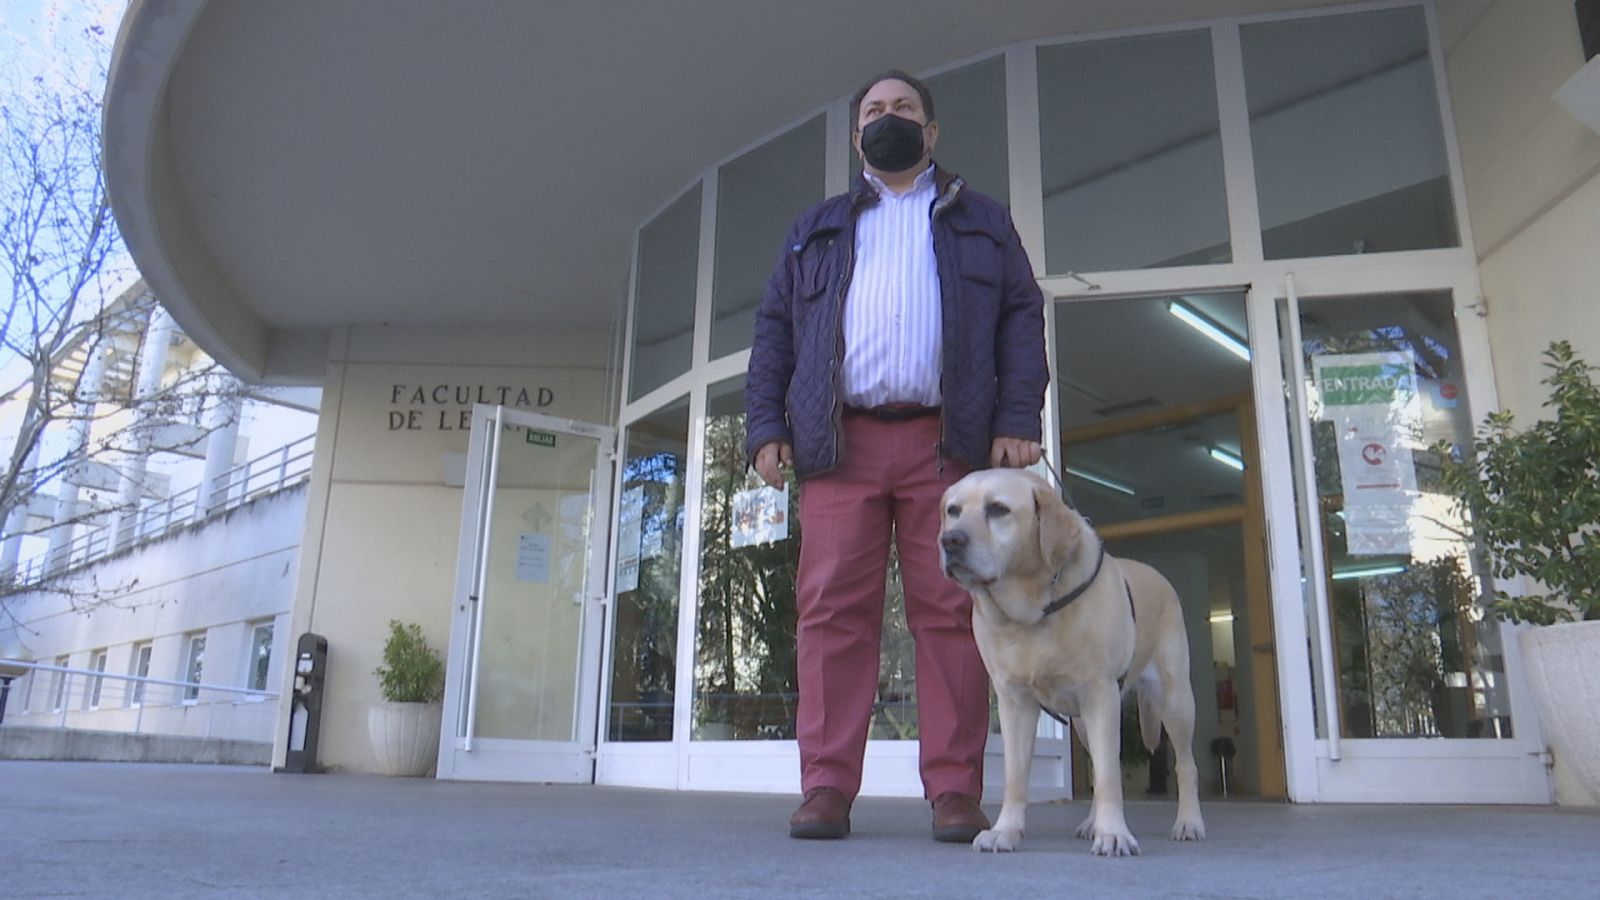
top-left (1442, 0), bottom-right (1600, 805)
top-left (275, 323), bottom-right (613, 773)
top-left (1442, 0), bottom-right (1600, 415)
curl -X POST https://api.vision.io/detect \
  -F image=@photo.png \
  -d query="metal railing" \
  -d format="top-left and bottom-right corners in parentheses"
top-left (10, 434), bottom-right (316, 584)
top-left (0, 660), bottom-right (278, 743)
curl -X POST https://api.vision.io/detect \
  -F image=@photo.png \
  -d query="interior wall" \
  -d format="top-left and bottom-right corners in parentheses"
top-left (274, 323), bottom-right (613, 773)
top-left (1441, 0), bottom-right (1600, 806)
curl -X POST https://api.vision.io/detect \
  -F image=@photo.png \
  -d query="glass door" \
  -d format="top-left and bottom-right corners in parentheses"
top-left (1055, 290), bottom-right (1286, 800)
top-left (1274, 283), bottom-right (1550, 802)
top-left (438, 406), bottom-right (614, 783)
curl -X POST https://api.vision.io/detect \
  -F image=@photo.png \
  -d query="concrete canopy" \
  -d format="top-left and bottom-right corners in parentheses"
top-left (104, 0), bottom-right (1342, 384)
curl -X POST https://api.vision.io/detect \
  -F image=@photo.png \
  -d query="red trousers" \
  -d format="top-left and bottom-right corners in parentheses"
top-left (794, 413), bottom-right (989, 801)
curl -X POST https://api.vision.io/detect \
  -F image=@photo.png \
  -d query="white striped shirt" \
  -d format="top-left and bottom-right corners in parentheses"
top-left (840, 165), bottom-right (943, 409)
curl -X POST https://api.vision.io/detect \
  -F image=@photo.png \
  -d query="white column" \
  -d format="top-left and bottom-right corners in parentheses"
top-left (45, 348), bottom-right (109, 571)
top-left (112, 307), bottom-right (176, 550)
top-left (1, 442), bottom-right (44, 578)
top-left (194, 384), bottom-right (243, 520)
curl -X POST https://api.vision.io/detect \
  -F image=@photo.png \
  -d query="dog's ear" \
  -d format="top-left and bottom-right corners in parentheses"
top-left (1034, 483), bottom-right (1081, 573)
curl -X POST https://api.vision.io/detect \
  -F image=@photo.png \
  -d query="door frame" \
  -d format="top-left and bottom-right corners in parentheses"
top-left (437, 404), bottom-right (616, 783)
top-left (1249, 269), bottom-right (1552, 804)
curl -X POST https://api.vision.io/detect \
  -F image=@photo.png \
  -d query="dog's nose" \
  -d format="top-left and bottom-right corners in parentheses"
top-left (940, 530), bottom-right (968, 554)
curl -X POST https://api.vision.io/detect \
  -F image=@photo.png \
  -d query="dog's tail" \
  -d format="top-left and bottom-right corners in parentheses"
top-left (1136, 674), bottom-right (1164, 755)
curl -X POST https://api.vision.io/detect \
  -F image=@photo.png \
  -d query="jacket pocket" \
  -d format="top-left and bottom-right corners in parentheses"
top-left (793, 229), bottom-right (842, 301)
top-left (950, 222), bottom-right (1005, 288)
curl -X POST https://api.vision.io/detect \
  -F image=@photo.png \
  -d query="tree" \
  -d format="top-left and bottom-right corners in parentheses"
top-left (0, 24), bottom-right (239, 610)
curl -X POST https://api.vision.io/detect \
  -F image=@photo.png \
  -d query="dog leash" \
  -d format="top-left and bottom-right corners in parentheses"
top-left (1036, 450), bottom-right (1081, 512)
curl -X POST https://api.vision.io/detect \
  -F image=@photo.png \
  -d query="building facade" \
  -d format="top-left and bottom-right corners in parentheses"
top-left (99, 0), bottom-right (1600, 804)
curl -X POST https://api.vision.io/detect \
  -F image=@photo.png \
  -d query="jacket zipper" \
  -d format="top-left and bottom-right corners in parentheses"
top-left (928, 176), bottom-right (965, 472)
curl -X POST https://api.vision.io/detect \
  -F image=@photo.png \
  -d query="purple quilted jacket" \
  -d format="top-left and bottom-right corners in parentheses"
top-left (744, 166), bottom-right (1047, 478)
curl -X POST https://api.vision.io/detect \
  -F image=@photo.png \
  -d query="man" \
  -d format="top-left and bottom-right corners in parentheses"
top-left (745, 70), bottom-right (1048, 842)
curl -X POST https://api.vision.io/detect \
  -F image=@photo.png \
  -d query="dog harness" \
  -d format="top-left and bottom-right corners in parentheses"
top-left (1037, 538), bottom-right (1139, 729)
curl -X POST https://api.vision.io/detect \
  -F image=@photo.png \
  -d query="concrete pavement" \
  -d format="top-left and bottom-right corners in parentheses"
top-left (2, 761), bottom-right (1597, 899)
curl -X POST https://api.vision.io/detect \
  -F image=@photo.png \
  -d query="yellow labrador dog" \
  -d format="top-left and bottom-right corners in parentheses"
top-left (939, 468), bottom-right (1205, 856)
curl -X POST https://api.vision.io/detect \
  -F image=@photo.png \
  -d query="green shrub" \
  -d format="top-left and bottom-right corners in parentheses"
top-left (373, 620), bottom-right (445, 703)
top-left (1436, 341), bottom-right (1600, 625)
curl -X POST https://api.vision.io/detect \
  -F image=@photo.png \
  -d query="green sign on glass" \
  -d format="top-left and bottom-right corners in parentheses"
top-left (526, 430), bottom-right (556, 447)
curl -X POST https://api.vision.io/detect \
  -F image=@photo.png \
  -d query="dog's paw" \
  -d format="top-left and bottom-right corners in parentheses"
top-left (1074, 812), bottom-right (1096, 840)
top-left (971, 828), bottom-right (1022, 852)
top-left (1172, 816), bottom-right (1206, 841)
top-left (1089, 828), bottom-right (1140, 857)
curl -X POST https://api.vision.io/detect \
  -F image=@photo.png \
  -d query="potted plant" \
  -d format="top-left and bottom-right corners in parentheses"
top-left (368, 620), bottom-right (446, 777)
top-left (1436, 340), bottom-right (1600, 801)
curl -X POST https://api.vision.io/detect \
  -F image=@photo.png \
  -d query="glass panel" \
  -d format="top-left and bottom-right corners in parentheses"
top-left (1038, 31), bottom-right (1229, 272)
top-left (1289, 291), bottom-right (1510, 739)
top-left (849, 56), bottom-right (1010, 205)
top-left (1056, 293), bottom-right (1252, 524)
top-left (629, 186), bottom-right (702, 401)
top-left (710, 117), bottom-right (826, 360)
top-left (183, 637), bottom-right (205, 700)
top-left (249, 624), bottom-right (273, 692)
top-left (1242, 7), bottom-right (1458, 258)
top-left (1058, 292), bottom-right (1284, 797)
top-left (609, 398), bottom-right (690, 741)
top-left (473, 421), bottom-right (599, 742)
top-left (693, 376), bottom-right (799, 739)
top-left (131, 644), bottom-right (151, 706)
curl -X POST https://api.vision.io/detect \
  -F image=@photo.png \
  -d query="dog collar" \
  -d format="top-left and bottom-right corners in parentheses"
top-left (1040, 539), bottom-right (1106, 619)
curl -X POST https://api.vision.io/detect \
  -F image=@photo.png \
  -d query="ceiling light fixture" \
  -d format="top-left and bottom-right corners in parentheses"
top-left (1331, 563), bottom-right (1408, 580)
top-left (1208, 447), bottom-right (1245, 471)
top-left (1065, 465), bottom-right (1136, 496)
top-left (1168, 300), bottom-right (1250, 361)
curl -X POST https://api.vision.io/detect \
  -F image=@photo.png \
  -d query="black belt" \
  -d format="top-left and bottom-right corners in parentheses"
top-left (844, 404), bottom-right (941, 422)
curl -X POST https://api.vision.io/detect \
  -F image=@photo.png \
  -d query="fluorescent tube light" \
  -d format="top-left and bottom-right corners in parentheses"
top-left (1208, 613), bottom-right (1235, 624)
top-left (1331, 564), bottom-right (1407, 581)
top-left (1208, 447), bottom-right (1245, 471)
top-left (1065, 465), bottom-right (1136, 496)
top-left (1168, 300), bottom-right (1250, 361)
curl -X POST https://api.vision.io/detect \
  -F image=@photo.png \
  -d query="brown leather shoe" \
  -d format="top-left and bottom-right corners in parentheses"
top-left (931, 792), bottom-right (989, 843)
top-left (789, 787), bottom-right (851, 839)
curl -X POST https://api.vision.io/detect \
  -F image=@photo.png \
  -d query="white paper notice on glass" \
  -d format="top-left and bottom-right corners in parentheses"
top-left (516, 532), bottom-right (551, 583)
top-left (730, 485), bottom-right (789, 548)
top-left (615, 486), bottom-right (643, 593)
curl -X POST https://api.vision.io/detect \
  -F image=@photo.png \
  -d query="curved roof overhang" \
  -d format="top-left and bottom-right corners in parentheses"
top-left (104, 0), bottom-right (1341, 384)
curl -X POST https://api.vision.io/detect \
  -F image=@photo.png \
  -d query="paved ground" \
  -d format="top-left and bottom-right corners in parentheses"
top-left (3, 761), bottom-right (1598, 899)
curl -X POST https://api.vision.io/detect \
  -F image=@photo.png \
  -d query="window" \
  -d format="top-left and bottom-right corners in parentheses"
top-left (1241, 6), bottom-right (1458, 258)
top-left (629, 185), bottom-right (702, 401)
top-left (182, 634), bottom-right (206, 702)
top-left (247, 623), bottom-right (274, 692)
top-left (87, 650), bottom-right (108, 710)
top-left (709, 116), bottom-right (826, 360)
top-left (129, 642), bottom-right (152, 707)
top-left (19, 669), bottom-right (33, 713)
top-left (608, 398), bottom-right (690, 740)
top-left (50, 655), bottom-right (68, 711)
top-left (1038, 30), bottom-right (1229, 272)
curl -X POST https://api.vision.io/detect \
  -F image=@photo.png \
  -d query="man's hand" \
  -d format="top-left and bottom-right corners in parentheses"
top-left (755, 441), bottom-right (793, 488)
top-left (989, 436), bottom-right (1042, 469)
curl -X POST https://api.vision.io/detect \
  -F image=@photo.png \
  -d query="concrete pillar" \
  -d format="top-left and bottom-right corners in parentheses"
top-left (46, 347), bottom-right (109, 571)
top-left (195, 383), bottom-right (244, 520)
top-left (1, 442), bottom-right (44, 578)
top-left (112, 307), bottom-right (176, 550)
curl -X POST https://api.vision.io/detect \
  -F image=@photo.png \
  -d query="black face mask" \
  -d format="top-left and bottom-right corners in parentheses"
top-left (860, 114), bottom-right (926, 173)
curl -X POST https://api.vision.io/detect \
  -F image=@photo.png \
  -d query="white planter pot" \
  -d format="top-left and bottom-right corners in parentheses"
top-left (368, 701), bottom-right (443, 777)
top-left (1518, 620), bottom-right (1600, 801)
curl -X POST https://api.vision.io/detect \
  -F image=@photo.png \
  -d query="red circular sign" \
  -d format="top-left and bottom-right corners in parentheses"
top-left (1362, 443), bottom-right (1386, 465)
top-left (1440, 383), bottom-right (1458, 400)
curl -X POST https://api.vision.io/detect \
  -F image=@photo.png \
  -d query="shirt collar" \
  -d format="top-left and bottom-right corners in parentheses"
top-left (863, 162), bottom-right (936, 197)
